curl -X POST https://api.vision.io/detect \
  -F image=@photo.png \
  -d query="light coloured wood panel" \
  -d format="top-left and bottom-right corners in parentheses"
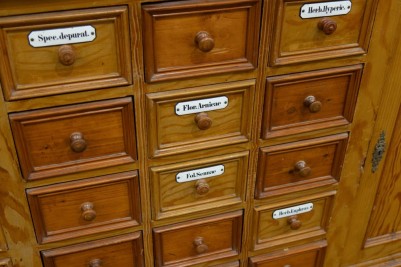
top-left (268, 0), bottom-right (378, 65)
top-left (256, 133), bottom-right (348, 198)
top-left (9, 97), bottom-right (137, 180)
top-left (249, 240), bottom-right (327, 267)
top-left (41, 232), bottom-right (144, 267)
top-left (262, 65), bottom-right (362, 139)
top-left (142, 0), bottom-right (260, 82)
top-left (153, 210), bottom-right (243, 267)
top-left (146, 80), bottom-right (254, 158)
top-left (0, 6), bottom-right (132, 100)
top-left (252, 191), bottom-right (335, 251)
top-left (150, 151), bottom-right (248, 220)
top-left (26, 171), bottom-right (141, 244)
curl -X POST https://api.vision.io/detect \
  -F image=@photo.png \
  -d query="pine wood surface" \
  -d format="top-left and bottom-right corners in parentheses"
top-left (0, 0), bottom-right (399, 266)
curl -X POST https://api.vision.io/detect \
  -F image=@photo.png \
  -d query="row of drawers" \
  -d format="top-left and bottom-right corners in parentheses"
top-left (0, 0), bottom-right (373, 100)
top-left (36, 203), bottom-right (330, 266)
top-left (10, 64), bottom-right (359, 180)
top-left (38, 231), bottom-right (326, 267)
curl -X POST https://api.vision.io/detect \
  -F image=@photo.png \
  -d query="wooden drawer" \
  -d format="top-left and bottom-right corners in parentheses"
top-left (252, 192), bottom-right (335, 251)
top-left (249, 240), bottom-right (327, 266)
top-left (9, 97), bottom-right (137, 180)
top-left (146, 80), bottom-right (253, 157)
top-left (262, 65), bottom-right (362, 139)
top-left (142, 0), bottom-right (260, 82)
top-left (268, 0), bottom-right (377, 65)
top-left (255, 134), bottom-right (348, 199)
top-left (153, 211), bottom-right (243, 266)
top-left (150, 151), bottom-right (248, 220)
top-left (41, 232), bottom-right (144, 267)
top-left (26, 171), bottom-right (141, 244)
top-left (0, 6), bottom-right (131, 100)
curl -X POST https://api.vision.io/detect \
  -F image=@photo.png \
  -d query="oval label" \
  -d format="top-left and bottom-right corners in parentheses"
top-left (175, 96), bottom-right (228, 116)
top-left (176, 165), bottom-right (225, 183)
top-left (28, 25), bottom-right (96, 47)
top-left (300, 1), bottom-right (352, 19)
top-left (272, 203), bottom-right (314, 219)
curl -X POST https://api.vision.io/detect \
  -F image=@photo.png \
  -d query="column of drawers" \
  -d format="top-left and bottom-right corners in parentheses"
top-left (248, 0), bottom-right (377, 265)
top-left (0, 5), bottom-right (145, 266)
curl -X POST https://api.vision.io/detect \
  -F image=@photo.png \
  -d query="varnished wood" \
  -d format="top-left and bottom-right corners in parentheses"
top-left (153, 211), bottom-right (243, 266)
top-left (26, 171), bottom-right (141, 244)
top-left (262, 65), bottom-right (363, 139)
top-left (268, 0), bottom-right (378, 65)
top-left (9, 97), bottom-right (137, 180)
top-left (41, 232), bottom-right (144, 267)
top-left (142, 0), bottom-right (261, 82)
top-left (249, 240), bottom-right (327, 267)
top-left (256, 134), bottom-right (348, 198)
top-left (0, 258), bottom-right (12, 267)
top-left (0, 6), bottom-right (132, 100)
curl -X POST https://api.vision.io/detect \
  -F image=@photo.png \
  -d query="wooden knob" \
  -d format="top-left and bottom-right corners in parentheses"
top-left (195, 179), bottom-right (210, 195)
top-left (58, 45), bottom-right (75, 66)
top-left (283, 265), bottom-right (292, 267)
top-left (81, 202), bottom-right (96, 221)
top-left (294, 160), bottom-right (312, 177)
top-left (70, 132), bottom-right (87, 153)
top-left (304, 96), bottom-right (322, 113)
top-left (194, 112), bottom-right (212, 130)
top-left (88, 259), bottom-right (102, 267)
top-left (195, 31), bottom-right (215, 52)
top-left (193, 237), bottom-right (208, 254)
top-left (287, 215), bottom-right (302, 230)
top-left (318, 18), bottom-right (337, 35)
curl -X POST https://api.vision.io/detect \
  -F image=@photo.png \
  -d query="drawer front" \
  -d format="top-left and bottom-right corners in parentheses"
top-left (252, 192), bottom-right (335, 250)
top-left (249, 241), bottom-right (327, 267)
top-left (262, 65), bottom-right (362, 138)
top-left (41, 232), bottom-right (144, 267)
top-left (153, 211), bottom-right (243, 266)
top-left (9, 97), bottom-right (137, 180)
top-left (0, 6), bottom-right (131, 100)
top-left (27, 171), bottom-right (141, 244)
top-left (147, 80), bottom-right (253, 157)
top-left (269, 0), bottom-right (377, 65)
top-left (151, 151), bottom-right (248, 220)
top-left (142, 0), bottom-right (260, 82)
top-left (255, 134), bottom-right (348, 199)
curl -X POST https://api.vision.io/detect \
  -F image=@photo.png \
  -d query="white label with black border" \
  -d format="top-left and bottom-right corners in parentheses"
top-left (28, 25), bottom-right (96, 47)
top-left (272, 203), bottom-right (314, 219)
top-left (175, 96), bottom-right (228, 116)
top-left (300, 1), bottom-right (352, 19)
top-left (176, 165), bottom-right (225, 183)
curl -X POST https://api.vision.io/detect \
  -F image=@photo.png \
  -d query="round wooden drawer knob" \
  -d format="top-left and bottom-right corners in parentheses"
top-left (195, 179), bottom-right (210, 195)
top-left (70, 132), bottom-right (87, 153)
top-left (287, 215), bottom-right (302, 230)
top-left (58, 45), bottom-right (76, 66)
top-left (193, 236), bottom-right (208, 254)
top-left (195, 31), bottom-right (215, 52)
top-left (294, 160), bottom-right (312, 177)
top-left (318, 18), bottom-right (337, 35)
top-left (304, 95), bottom-right (322, 113)
top-left (194, 112), bottom-right (212, 130)
top-left (81, 202), bottom-right (96, 221)
top-left (89, 259), bottom-right (102, 267)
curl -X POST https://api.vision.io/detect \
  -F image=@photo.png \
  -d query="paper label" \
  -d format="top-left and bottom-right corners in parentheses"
top-left (28, 25), bottom-right (96, 47)
top-left (176, 165), bottom-right (225, 183)
top-left (300, 1), bottom-right (352, 19)
top-left (272, 203), bottom-right (314, 219)
top-left (175, 96), bottom-right (228, 115)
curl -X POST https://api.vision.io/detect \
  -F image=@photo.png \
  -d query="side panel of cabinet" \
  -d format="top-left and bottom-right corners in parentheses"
top-left (324, 0), bottom-right (401, 265)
